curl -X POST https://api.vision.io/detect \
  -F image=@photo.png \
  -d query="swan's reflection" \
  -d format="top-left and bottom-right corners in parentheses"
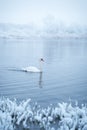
top-left (39, 72), bottom-right (43, 88)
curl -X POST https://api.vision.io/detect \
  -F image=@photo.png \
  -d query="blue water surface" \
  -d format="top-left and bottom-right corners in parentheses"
top-left (0, 38), bottom-right (87, 106)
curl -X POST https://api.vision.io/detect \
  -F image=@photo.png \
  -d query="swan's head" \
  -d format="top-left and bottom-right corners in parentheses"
top-left (40, 58), bottom-right (44, 62)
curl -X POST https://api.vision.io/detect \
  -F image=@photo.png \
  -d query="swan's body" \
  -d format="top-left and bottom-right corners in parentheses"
top-left (22, 58), bottom-right (44, 73)
top-left (22, 66), bottom-right (41, 72)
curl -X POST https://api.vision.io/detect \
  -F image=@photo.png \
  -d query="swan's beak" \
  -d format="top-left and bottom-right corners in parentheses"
top-left (40, 58), bottom-right (44, 62)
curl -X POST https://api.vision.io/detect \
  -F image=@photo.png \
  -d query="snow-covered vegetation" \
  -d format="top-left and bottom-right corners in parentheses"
top-left (0, 97), bottom-right (87, 130)
top-left (0, 21), bottom-right (87, 39)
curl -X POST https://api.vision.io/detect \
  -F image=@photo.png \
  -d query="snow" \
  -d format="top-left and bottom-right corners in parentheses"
top-left (0, 97), bottom-right (87, 130)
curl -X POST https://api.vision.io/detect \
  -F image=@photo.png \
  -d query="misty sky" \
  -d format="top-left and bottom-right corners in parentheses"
top-left (0, 0), bottom-right (87, 26)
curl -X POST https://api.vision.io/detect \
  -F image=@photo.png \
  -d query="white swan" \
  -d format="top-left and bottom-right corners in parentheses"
top-left (22, 58), bottom-right (44, 73)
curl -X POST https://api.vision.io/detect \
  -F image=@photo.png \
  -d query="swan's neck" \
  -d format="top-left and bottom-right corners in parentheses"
top-left (39, 61), bottom-right (43, 72)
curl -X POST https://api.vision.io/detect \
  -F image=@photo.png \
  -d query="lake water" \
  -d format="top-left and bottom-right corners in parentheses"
top-left (0, 38), bottom-right (87, 106)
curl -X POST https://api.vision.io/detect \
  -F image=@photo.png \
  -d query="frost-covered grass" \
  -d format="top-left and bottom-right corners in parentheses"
top-left (0, 98), bottom-right (87, 130)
